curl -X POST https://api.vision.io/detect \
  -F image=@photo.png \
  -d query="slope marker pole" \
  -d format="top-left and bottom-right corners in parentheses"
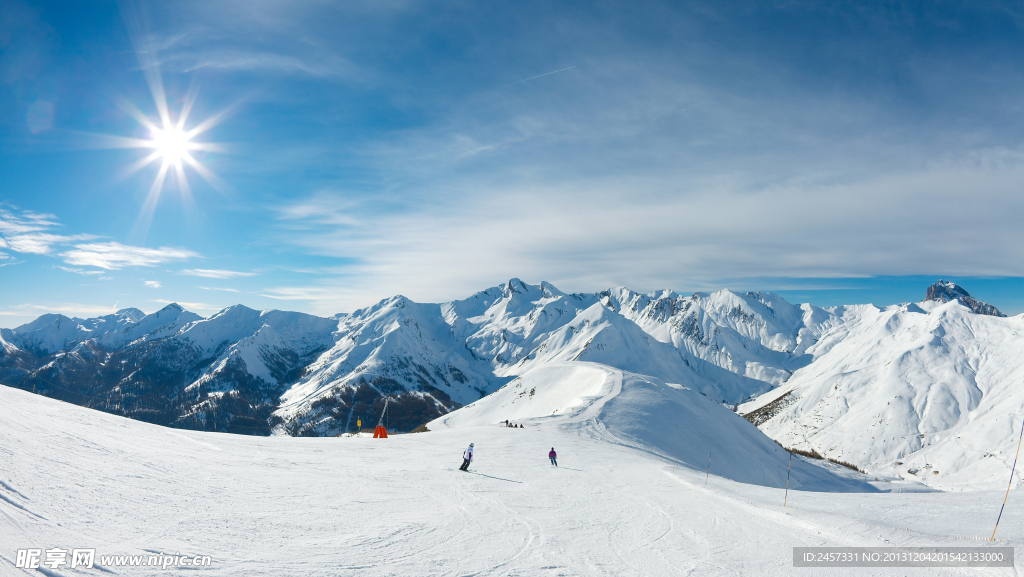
top-left (991, 415), bottom-right (1024, 541)
top-left (705, 452), bottom-right (711, 486)
top-left (784, 452), bottom-right (792, 507)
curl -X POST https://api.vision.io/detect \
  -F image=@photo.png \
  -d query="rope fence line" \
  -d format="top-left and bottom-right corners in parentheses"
top-left (991, 414), bottom-right (1024, 541)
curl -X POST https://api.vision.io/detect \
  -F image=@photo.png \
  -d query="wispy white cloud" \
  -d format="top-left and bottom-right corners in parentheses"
top-left (198, 286), bottom-right (240, 293)
top-left (271, 146), bottom-right (1024, 315)
top-left (144, 280), bottom-right (163, 288)
top-left (1, 209), bottom-right (184, 275)
top-left (180, 268), bottom-right (256, 279)
top-left (259, 286), bottom-right (339, 301)
top-left (0, 208), bottom-right (60, 235)
top-left (0, 207), bottom-right (96, 255)
top-left (62, 242), bottom-right (199, 270)
top-left (276, 193), bottom-right (362, 227)
top-left (6, 233), bottom-right (98, 255)
top-left (170, 50), bottom-right (360, 79)
top-left (58, 266), bottom-right (104, 276)
top-left (154, 299), bottom-right (220, 313)
top-left (0, 302), bottom-right (122, 320)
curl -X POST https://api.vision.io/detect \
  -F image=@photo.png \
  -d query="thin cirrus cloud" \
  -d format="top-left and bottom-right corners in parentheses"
top-left (61, 243), bottom-right (199, 270)
top-left (272, 147), bottom-right (1024, 315)
top-left (180, 269), bottom-right (257, 279)
top-left (259, 286), bottom-right (331, 300)
top-left (1, 207), bottom-right (198, 271)
top-left (154, 299), bottom-right (221, 313)
top-left (198, 286), bottom-right (241, 293)
top-left (0, 208), bottom-right (60, 235)
top-left (143, 280), bottom-right (162, 288)
top-left (253, 3), bottom-right (1024, 313)
top-left (0, 303), bottom-right (123, 319)
top-left (169, 50), bottom-right (361, 79)
top-left (0, 208), bottom-right (96, 254)
top-left (8, 233), bottom-right (99, 255)
top-left (58, 266), bottom-right (104, 276)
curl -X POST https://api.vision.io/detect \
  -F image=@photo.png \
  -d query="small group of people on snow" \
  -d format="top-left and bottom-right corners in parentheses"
top-left (503, 420), bottom-right (524, 428)
top-left (458, 442), bottom-right (557, 471)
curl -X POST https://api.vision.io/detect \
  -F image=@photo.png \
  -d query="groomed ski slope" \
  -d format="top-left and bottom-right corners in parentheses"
top-left (431, 362), bottom-right (870, 491)
top-left (1, 371), bottom-right (1021, 576)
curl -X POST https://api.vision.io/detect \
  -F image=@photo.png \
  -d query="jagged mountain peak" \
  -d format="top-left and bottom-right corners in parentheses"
top-left (925, 280), bottom-right (1004, 317)
top-left (503, 277), bottom-right (531, 295)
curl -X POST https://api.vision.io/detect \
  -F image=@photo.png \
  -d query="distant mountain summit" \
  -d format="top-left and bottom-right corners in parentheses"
top-left (925, 280), bottom-right (1005, 317)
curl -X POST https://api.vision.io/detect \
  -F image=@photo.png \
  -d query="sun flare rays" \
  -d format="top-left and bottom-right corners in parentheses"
top-left (85, 80), bottom-right (229, 241)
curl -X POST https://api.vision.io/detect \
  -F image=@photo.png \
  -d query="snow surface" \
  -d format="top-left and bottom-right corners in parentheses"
top-left (430, 362), bottom-right (869, 490)
top-left (3, 371), bottom-right (1021, 576)
top-left (740, 300), bottom-right (1024, 491)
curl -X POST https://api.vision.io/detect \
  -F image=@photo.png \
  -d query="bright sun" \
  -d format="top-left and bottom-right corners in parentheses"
top-left (84, 57), bottom-right (228, 239)
top-left (151, 126), bottom-right (191, 163)
top-left (103, 96), bottom-right (226, 239)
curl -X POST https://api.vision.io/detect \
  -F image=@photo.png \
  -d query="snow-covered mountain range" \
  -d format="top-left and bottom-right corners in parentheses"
top-left (1, 278), bottom-right (1019, 489)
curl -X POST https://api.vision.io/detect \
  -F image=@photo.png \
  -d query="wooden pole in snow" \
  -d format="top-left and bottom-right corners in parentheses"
top-left (991, 416), bottom-right (1024, 541)
top-left (784, 452), bottom-right (792, 507)
top-left (705, 452), bottom-right (711, 486)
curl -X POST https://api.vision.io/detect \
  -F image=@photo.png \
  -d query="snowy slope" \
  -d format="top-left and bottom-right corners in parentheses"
top-left (2, 382), bottom-right (1019, 577)
top-left (430, 361), bottom-right (868, 490)
top-left (740, 299), bottom-right (1024, 490)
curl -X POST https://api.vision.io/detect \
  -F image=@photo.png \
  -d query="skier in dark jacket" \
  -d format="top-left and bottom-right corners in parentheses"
top-left (549, 447), bottom-right (557, 466)
top-left (459, 443), bottom-right (474, 471)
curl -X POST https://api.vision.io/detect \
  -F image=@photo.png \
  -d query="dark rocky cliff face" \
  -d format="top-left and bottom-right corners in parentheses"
top-left (925, 280), bottom-right (1005, 317)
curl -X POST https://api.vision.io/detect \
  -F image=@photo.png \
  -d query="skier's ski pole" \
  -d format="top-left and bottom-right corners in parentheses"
top-left (784, 452), bottom-right (792, 507)
top-left (992, 415), bottom-right (1024, 540)
top-left (705, 452), bottom-right (711, 486)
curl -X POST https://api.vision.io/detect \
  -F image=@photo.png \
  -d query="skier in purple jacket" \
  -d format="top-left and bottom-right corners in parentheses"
top-left (549, 448), bottom-right (557, 467)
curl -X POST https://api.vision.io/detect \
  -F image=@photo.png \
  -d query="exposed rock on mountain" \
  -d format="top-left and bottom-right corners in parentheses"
top-left (925, 279), bottom-right (1004, 317)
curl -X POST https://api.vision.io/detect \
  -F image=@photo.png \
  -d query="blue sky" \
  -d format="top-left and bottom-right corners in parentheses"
top-left (2, 0), bottom-right (1023, 326)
